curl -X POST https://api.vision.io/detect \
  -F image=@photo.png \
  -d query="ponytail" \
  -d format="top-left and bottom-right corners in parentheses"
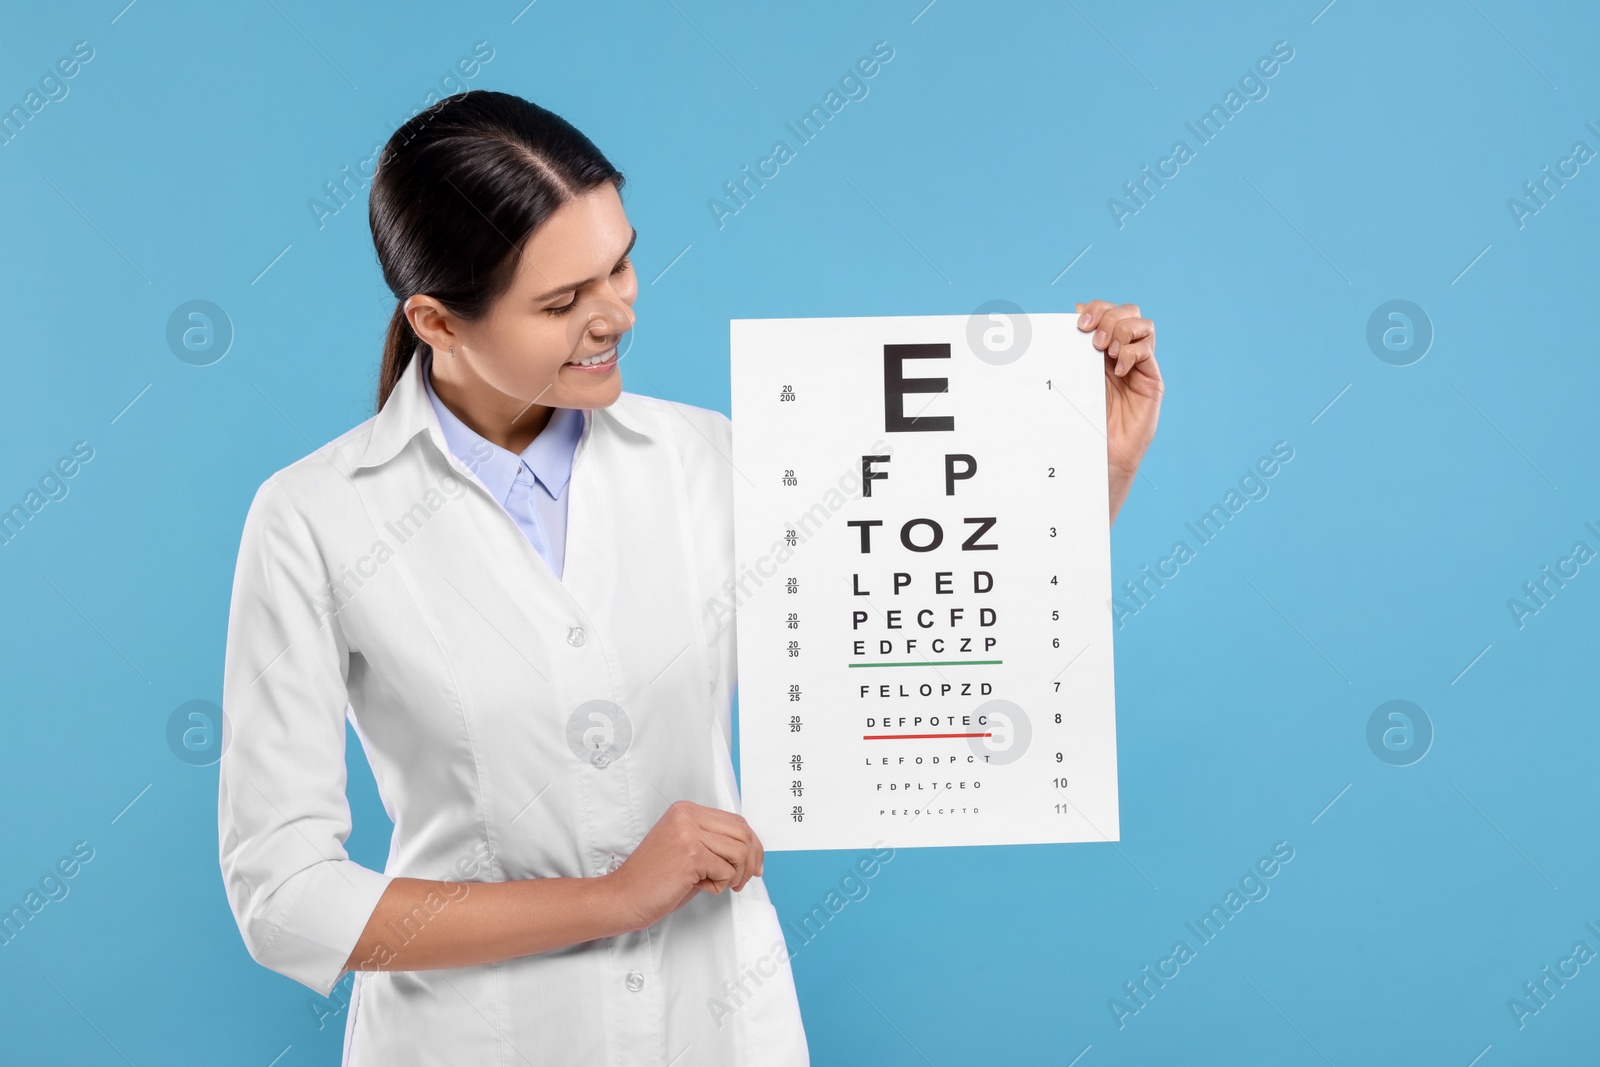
top-left (378, 304), bottom-right (423, 410)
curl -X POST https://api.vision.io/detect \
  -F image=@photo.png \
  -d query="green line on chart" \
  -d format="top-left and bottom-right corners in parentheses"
top-left (847, 659), bottom-right (1004, 668)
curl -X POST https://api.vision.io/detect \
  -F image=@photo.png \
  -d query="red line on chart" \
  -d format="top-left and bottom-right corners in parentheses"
top-left (863, 732), bottom-right (992, 740)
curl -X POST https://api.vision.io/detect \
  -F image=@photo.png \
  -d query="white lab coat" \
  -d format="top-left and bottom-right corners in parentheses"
top-left (218, 353), bottom-right (810, 1066)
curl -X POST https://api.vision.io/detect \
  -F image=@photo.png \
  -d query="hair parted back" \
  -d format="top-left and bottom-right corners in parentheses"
top-left (368, 90), bottom-right (624, 409)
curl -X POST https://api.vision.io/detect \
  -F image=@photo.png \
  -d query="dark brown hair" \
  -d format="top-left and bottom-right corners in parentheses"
top-left (368, 90), bottom-right (624, 408)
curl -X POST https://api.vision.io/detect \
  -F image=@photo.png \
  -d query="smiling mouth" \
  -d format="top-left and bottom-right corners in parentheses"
top-left (565, 347), bottom-right (618, 370)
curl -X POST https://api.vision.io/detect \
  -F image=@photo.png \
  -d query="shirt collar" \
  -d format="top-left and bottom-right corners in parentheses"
top-left (352, 346), bottom-right (657, 473)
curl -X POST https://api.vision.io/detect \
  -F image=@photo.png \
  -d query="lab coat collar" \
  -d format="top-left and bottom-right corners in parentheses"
top-left (354, 348), bottom-right (657, 472)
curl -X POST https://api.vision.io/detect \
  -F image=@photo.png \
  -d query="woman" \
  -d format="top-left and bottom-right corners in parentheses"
top-left (217, 90), bottom-right (1161, 1066)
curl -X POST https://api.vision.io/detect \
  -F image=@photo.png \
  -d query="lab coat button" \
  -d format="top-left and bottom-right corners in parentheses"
top-left (566, 626), bottom-right (586, 647)
top-left (625, 970), bottom-right (645, 992)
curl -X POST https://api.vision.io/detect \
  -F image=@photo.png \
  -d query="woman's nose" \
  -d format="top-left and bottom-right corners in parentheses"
top-left (582, 297), bottom-right (634, 344)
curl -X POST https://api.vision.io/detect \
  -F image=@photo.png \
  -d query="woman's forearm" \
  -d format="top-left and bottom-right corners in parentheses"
top-left (343, 874), bottom-right (634, 974)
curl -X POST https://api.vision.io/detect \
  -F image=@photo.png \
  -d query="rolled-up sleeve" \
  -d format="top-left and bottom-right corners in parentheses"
top-left (217, 473), bottom-right (394, 997)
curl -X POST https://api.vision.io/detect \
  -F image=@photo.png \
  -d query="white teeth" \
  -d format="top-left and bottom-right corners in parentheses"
top-left (569, 349), bottom-right (616, 367)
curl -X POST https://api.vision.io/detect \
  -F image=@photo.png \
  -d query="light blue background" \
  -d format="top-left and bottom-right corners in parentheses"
top-left (2, 1), bottom-right (1596, 1063)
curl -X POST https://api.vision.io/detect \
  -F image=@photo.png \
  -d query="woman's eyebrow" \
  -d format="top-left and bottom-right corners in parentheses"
top-left (530, 228), bottom-right (638, 302)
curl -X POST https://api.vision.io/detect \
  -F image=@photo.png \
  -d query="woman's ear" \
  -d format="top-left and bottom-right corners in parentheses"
top-left (405, 295), bottom-right (458, 354)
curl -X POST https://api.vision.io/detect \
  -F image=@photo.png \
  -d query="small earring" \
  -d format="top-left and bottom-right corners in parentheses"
top-left (449, 345), bottom-right (456, 359)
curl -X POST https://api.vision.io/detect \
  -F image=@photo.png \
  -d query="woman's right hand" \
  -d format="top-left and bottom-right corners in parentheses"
top-left (606, 800), bottom-right (765, 931)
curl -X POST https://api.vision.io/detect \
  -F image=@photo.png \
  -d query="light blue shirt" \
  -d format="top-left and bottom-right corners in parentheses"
top-left (422, 352), bottom-right (585, 578)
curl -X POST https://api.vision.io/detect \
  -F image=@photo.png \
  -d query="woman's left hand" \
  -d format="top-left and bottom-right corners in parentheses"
top-left (1077, 300), bottom-right (1163, 524)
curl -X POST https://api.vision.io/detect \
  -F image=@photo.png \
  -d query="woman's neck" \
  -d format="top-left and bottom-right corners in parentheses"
top-left (428, 353), bottom-right (554, 454)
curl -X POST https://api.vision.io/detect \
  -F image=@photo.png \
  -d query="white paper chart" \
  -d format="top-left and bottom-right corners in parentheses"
top-left (731, 312), bottom-right (1119, 851)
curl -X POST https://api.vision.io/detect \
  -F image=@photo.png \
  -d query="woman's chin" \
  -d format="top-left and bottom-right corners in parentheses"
top-left (556, 361), bottom-right (623, 404)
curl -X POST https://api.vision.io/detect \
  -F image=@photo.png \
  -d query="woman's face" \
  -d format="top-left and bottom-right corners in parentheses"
top-left (410, 181), bottom-right (637, 424)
